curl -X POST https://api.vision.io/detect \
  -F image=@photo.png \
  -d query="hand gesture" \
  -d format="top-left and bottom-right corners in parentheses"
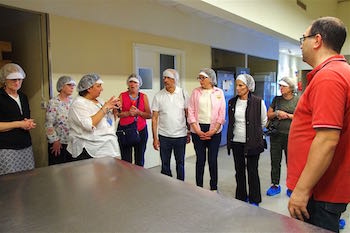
top-left (186, 132), bottom-right (191, 144)
top-left (288, 189), bottom-right (310, 221)
top-left (153, 138), bottom-right (160, 150)
top-left (51, 140), bottom-right (62, 156)
top-left (20, 118), bottom-right (36, 130)
top-left (129, 105), bottom-right (138, 117)
top-left (276, 110), bottom-right (289, 120)
top-left (105, 96), bottom-right (119, 111)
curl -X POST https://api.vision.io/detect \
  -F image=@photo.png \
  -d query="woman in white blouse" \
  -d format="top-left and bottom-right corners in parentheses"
top-left (67, 73), bottom-right (121, 160)
top-left (45, 76), bottom-right (76, 165)
top-left (227, 74), bottom-right (267, 206)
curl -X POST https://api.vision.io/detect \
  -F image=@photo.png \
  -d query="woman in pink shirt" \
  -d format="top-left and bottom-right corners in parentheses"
top-left (188, 68), bottom-right (226, 191)
top-left (118, 74), bottom-right (151, 166)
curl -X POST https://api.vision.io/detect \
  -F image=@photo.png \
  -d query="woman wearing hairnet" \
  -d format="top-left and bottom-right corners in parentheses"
top-left (45, 76), bottom-right (76, 165)
top-left (0, 63), bottom-right (36, 175)
top-left (117, 74), bottom-right (151, 167)
top-left (266, 77), bottom-right (299, 197)
top-left (67, 73), bottom-right (121, 160)
top-left (227, 74), bottom-right (267, 206)
top-left (187, 68), bottom-right (225, 192)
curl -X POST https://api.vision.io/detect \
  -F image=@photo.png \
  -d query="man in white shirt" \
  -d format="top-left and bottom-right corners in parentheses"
top-left (152, 69), bottom-right (190, 180)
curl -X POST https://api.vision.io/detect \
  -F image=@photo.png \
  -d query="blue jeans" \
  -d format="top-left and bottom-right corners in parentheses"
top-left (159, 135), bottom-right (187, 181)
top-left (306, 197), bottom-right (347, 232)
top-left (191, 124), bottom-right (221, 190)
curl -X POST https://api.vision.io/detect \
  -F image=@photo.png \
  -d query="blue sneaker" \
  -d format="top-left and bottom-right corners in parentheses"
top-left (266, 185), bottom-right (281, 196)
top-left (250, 202), bottom-right (259, 207)
top-left (286, 189), bottom-right (292, 198)
top-left (339, 218), bottom-right (346, 230)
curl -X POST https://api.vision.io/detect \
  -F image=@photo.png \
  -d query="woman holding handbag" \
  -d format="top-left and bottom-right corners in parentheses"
top-left (117, 74), bottom-right (151, 167)
top-left (266, 77), bottom-right (299, 197)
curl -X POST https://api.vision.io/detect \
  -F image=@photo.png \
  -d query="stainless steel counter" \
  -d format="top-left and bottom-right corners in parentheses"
top-left (0, 157), bottom-right (329, 232)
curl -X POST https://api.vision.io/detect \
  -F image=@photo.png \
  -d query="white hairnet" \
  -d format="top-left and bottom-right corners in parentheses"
top-left (163, 69), bottom-right (179, 85)
top-left (56, 76), bottom-right (76, 92)
top-left (236, 74), bottom-right (255, 92)
top-left (199, 68), bottom-right (217, 86)
top-left (0, 63), bottom-right (26, 84)
top-left (77, 73), bottom-right (102, 92)
top-left (279, 77), bottom-right (296, 93)
top-left (127, 73), bottom-right (143, 87)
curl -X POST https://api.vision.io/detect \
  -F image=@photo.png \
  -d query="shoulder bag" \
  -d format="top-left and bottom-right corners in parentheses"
top-left (116, 93), bottom-right (141, 146)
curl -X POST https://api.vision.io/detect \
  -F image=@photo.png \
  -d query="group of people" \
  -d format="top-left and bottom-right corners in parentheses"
top-left (0, 16), bottom-right (349, 232)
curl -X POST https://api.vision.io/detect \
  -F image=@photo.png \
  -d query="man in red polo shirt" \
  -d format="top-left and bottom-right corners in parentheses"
top-left (287, 17), bottom-right (350, 232)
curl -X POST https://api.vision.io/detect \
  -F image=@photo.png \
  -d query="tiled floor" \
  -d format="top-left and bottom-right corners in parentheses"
top-left (150, 141), bottom-right (349, 232)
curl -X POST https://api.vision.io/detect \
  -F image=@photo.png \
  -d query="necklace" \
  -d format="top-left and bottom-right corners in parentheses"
top-left (129, 92), bottom-right (139, 101)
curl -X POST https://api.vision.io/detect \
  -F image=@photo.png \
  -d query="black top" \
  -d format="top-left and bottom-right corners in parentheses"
top-left (227, 93), bottom-right (265, 156)
top-left (0, 87), bottom-right (32, 149)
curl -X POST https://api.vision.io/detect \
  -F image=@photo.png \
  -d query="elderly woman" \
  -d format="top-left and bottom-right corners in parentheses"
top-left (227, 74), bottom-right (267, 206)
top-left (67, 73), bottom-right (120, 160)
top-left (117, 74), bottom-right (151, 167)
top-left (0, 63), bottom-right (36, 175)
top-left (266, 77), bottom-right (299, 196)
top-left (45, 76), bottom-right (76, 165)
top-left (188, 68), bottom-right (225, 191)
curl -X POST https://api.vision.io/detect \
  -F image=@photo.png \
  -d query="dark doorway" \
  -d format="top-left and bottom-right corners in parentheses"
top-left (160, 54), bottom-right (175, 90)
top-left (0, 4), bottom-right (50, 167)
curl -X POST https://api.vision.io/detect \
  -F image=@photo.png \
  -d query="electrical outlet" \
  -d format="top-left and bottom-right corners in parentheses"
top-left (41, 101), bottom-right (47, 109)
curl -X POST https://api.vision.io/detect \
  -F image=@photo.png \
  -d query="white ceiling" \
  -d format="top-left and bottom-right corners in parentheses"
top-left (0, 0), bottom-right (302, 56)
top-left (156, 0), bottom-right (302, 56)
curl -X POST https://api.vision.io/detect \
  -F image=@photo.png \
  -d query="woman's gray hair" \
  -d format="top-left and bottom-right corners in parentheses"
top-left (236, 74), bottom-right (255, 92)
top-left (0, 63), bottom-right (26, 84)
top-left (199, 68), bottom-right (217, 86)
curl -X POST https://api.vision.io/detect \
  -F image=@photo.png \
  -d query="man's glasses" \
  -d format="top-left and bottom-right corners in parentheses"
top-left (299, 34), bottom-right (317, 45)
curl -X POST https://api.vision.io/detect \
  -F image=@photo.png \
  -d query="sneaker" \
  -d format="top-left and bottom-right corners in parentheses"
top-left (266, 185), bottom-right (281, 196)
top-left (250, 202), bottom-right (259, 207)
top-left (286, 189), bottom-right (292, 198)
top-left (339, 218), bottom-right (346, 230)
top-left (211, 189), bottom-right (219, 194)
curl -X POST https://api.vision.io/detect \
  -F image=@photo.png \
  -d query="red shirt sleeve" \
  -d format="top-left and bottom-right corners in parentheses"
top-left (310, 70), bottom-right (346, 129)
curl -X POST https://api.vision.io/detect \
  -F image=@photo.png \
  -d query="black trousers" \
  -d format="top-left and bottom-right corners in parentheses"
top-left (306, 197), bottom-right (347, 232)
top-left (231, 142), bottom-right (261, 204)
top-left (191, 124), bottom-right (221, 190)
top-left (75, 148), bottom-right (93, 161)
top-left (48, 143), bottom-right (74, 165)
top-left (119, 126), bottom-right (148, 167)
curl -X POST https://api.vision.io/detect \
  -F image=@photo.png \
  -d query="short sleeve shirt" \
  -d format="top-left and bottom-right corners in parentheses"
top-left (269, 95), bottom-right (299, 134)
top-left (287, 55), bottom-right (350, 203)
top-left (152, 87), bottom-right (188, 138)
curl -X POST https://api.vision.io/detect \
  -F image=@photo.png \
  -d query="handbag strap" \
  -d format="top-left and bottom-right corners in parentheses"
top-left (134, 92), bottom-right (140, 123)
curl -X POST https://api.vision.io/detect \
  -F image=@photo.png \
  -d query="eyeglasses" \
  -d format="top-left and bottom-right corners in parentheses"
top-left (299, 34), bottom-right (317, 45)
top-left (197, 76), bottom-right (208, 81)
